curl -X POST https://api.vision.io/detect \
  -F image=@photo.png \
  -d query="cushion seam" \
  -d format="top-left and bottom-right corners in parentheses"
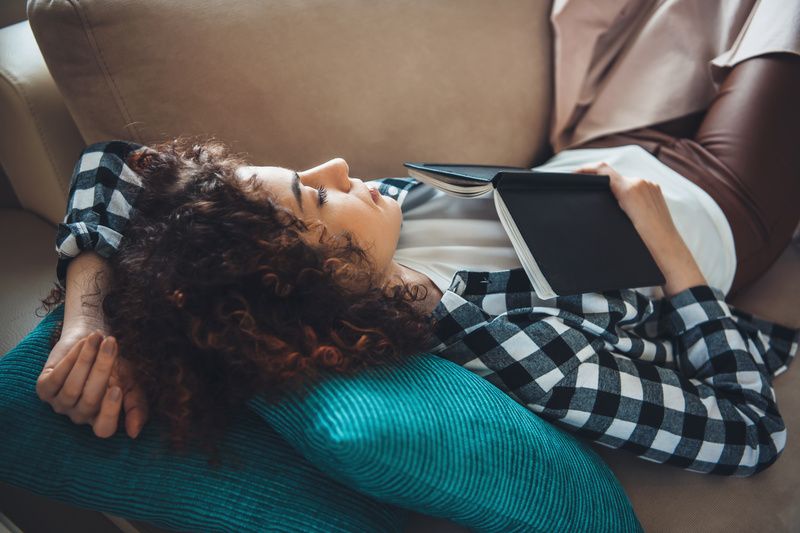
top-left (66, 0), bottom-right (142, 143)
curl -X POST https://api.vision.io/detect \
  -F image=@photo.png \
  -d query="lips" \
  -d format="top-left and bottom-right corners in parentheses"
top-left (368, 185), bottom-right (380, 204)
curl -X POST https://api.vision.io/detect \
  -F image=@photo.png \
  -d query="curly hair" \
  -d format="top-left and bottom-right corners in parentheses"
top-left (41, 138), bottom-right (438, 465)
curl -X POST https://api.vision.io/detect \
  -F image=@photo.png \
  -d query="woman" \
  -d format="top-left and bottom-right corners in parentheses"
top-left (37, 53), bottom-right (799, 475)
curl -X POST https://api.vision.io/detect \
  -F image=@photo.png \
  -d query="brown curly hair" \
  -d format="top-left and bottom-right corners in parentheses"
top-left (41, 137), bottom-right (438, 465)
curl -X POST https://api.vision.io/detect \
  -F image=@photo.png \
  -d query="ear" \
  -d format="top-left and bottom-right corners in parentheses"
top-left (125, 145), bottom-right (186, 196)
top-left (126, 146), bottom-right (160, 176)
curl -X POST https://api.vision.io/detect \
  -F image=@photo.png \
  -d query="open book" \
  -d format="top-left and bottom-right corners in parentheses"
top-left (404, 162), bottom-right (665, 299)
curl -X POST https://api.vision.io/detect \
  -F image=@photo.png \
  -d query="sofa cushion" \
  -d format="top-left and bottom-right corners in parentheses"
top-left (253, 355), bottom-right (642, 532)
top-left (0, 304), bottom-right (409, 533)
top-left (27, 0), bottom-right (553, 180)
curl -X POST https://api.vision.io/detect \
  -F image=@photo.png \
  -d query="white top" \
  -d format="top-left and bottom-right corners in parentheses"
top-left (393, 145), bottom-right (737, 300)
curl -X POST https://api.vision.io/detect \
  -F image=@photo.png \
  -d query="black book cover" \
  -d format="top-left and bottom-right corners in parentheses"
top-left (493, 171), bottom-right (664, 295)
top-left (403, 162), bottom-right (665, 296)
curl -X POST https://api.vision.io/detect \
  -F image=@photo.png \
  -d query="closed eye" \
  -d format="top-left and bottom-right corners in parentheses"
top-left (316, 185), bottom-right (328, 206)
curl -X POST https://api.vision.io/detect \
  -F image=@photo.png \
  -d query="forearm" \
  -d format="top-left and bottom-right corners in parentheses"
top-left (643, 227), bottom-right (707, 298)
top-left (582, 164), bottom-right (709, 297)
top-left (55, 141), bottom-right (145, 329)
top-left (62, 252), bottom-right (112, 331)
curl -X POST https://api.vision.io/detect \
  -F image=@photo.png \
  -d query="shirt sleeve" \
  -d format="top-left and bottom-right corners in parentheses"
top-left (529, 285), bottom-right (785, 477)
top-left (55, 141), bottom-right (147, 286)
top-left (431, 282), bottom-right (787, 476)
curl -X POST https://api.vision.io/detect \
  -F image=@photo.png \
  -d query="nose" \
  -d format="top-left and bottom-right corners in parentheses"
top-left (298, 157), bottom-right (351, 192)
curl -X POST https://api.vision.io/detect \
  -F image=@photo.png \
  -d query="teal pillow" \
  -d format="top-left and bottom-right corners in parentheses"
top-left (254, 355), bottom-right (643, 533)
top-left (0, 305), bottom-right (407, 533)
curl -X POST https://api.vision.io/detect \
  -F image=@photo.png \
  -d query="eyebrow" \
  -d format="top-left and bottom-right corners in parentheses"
top-left (289, 170), bottom-right (303, 212)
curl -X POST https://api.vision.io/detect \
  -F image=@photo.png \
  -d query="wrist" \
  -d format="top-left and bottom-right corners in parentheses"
top-left (62, 314), bottom-right (108, 335)
top-left (641, 231), bottom-right (706, 297)
top-left (662, 270), bottom-right (707, 298)
top-left (63, 251), bottom-right (112, 333)
top-left (658, 244), bottom-right (707, 297)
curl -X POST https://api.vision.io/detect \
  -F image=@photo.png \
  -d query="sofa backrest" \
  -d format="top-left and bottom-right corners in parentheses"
top-left (28, 0), bottom-right (554, 182)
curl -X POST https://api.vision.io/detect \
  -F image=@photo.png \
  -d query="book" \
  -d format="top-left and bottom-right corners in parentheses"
top-left (403, 162), bottom-right (665, 299)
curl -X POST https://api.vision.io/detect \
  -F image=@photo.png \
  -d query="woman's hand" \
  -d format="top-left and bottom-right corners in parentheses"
top-left (37, 325), bottom-right (149, 439)
top-left (574, 162), bottom-right (707, 296)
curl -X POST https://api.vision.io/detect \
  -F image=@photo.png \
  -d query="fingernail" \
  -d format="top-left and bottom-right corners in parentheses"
top-left (101, 336), bottom-right (115, 353)
top-left (110, 387), bottom-right (122, 401)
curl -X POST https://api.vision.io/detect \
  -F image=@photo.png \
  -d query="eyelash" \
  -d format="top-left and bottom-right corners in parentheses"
top-left (316, 185), bottom-right (328, 206)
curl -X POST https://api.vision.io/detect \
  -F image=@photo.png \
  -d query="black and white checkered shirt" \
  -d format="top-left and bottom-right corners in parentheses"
top-left (56, 141), bottom-right (799, 477)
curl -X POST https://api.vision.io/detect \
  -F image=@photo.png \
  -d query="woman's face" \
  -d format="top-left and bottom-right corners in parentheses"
top-left (236, 158), bottom-right (403, 278)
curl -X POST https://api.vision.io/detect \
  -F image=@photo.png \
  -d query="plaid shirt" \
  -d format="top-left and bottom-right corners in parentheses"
top-left (57, 142), bottom-right (799, 477)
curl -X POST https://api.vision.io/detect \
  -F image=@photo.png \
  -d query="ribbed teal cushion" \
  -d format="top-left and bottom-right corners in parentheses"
top-left (2, 305), bottom-right (643, 533)
top-left (255, 356), bottom-right (643, 533)
top-left (0, 305), bottom-right (407, 533)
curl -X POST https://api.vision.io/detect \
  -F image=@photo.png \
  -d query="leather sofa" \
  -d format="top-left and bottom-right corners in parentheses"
top-left (1, 1), bottom-right (798, 531)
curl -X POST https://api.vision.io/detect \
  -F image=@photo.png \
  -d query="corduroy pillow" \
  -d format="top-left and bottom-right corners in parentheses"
top-left (255, 355), bottom-right (643, 531)
top-left (2, 306), bottom-right (643, 532)
top-left (0, 305), bottom-right (407, 533)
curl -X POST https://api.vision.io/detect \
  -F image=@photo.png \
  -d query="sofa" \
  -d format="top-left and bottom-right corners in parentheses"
top-left (1, 0), bottom-right (798, 531)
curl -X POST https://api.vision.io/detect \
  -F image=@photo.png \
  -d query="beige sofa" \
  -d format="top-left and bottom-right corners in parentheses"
top-left (1, 1), bottom-right (798, 531)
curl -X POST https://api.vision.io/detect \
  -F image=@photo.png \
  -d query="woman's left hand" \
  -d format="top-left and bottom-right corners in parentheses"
top-left (574, 161), bottom-right (707, 296)
top-left (38, 328), bottom-right (149, 439)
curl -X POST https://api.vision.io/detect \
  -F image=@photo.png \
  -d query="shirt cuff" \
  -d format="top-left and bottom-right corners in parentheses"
top-left (52, 140), bottom-right (146, 286)
top-left (55, 221), bottom-right (123, 286)
top-left (663, 284), bottom-right (732, 336)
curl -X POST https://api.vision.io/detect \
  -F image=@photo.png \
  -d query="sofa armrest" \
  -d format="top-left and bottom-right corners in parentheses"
top-left (0, 20), bottom-right (84, 226)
